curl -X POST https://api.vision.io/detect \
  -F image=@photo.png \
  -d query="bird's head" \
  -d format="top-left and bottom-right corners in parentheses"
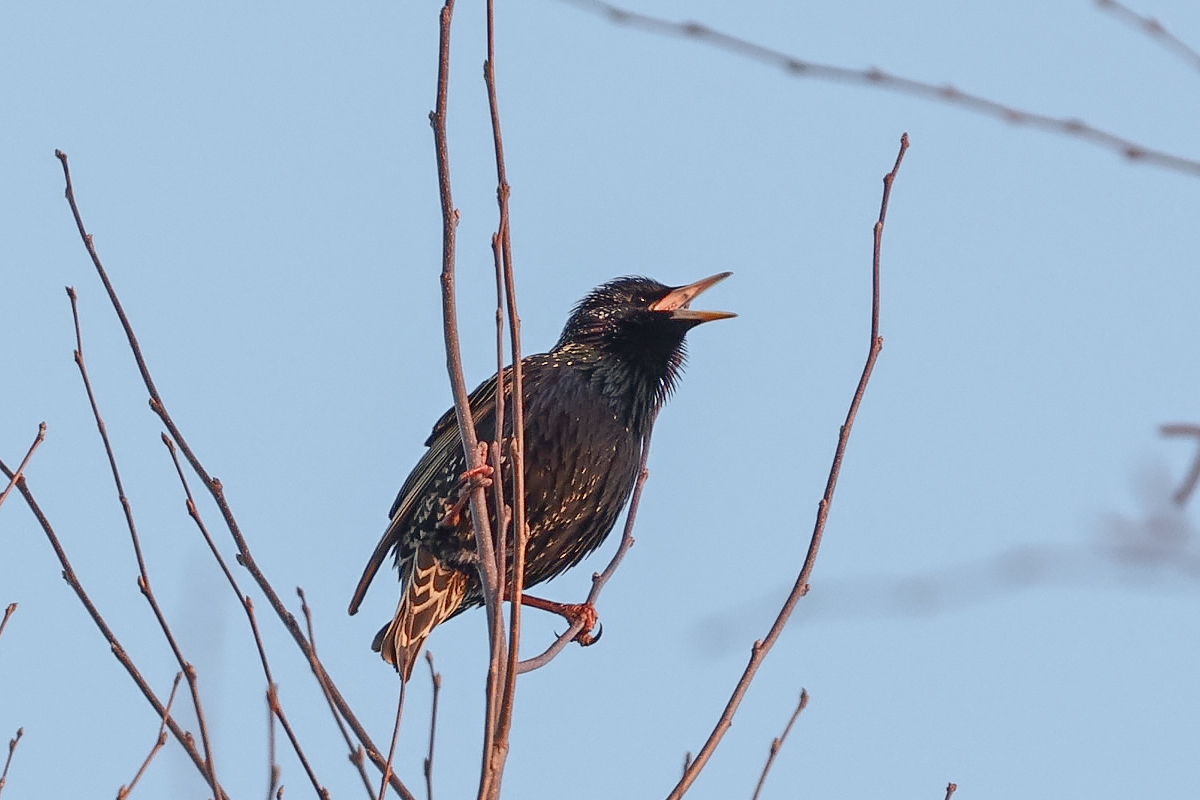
top-left (553, 273), bottom-right (735, 418)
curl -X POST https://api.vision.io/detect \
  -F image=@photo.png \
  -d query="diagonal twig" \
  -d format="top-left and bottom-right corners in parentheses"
top-left (0, 604), bottom-right (16, 658)
top-left (667, 133), bottom-right (909, 799)
top-left (561, 0), bottom-right (1200, 179)
top-left (53, 149), bottom-right (415, 800)
top-left (377, 682), bottom-right (408, 800)
top-left (516, 424), bottom-right (653, 673)
top-left (1095, 0), bottom-right (1200, 74)
top-left (944, 782), bottom-right (959, 800)
top-left (117, 672), bottom-right (183, 800)
top-left (0, 424), bottom-right (46, 514)
top-left (67, 286), bottom-right (222, 797)
top-left (749, 689), bottom-right (809, 800)
top-left (0, 457), bottom-right (224, 798)
top-left (0, 729), bottom-right (22, 799)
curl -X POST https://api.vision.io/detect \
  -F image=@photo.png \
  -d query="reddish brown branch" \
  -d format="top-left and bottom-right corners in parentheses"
top-left (54, 150), bottom-right (415, 800)
top-left (482, 0), bottom-right (528, 795)
top-left (516, 427), bottom-right (653, 673)
top-left (0, 604), bottom-right (16, 656)
top-left (377, 683), bottom-right (408, 800)
top-left (66, 286), bottom-right (221, 796)
top-left (1095, 0), bottom-right (1200, 73)
top-left (749, 689), bottom-right (809, 800)
top-left (1161, 423), bottom-right (1200, 506)
top-left (667, 134), bottom-right (909, 799)
top-left (0, 728), bottom-right (22, 798)
top-left (0, 457), bottom-right (224, 799)
top-left (117, 672), bottom-right (182, 800)
top-left (0, 424), bottom-right (45, 513)
top-left (562, 0), bottom-right (1200, 179)
top-left (944, 782), bottom-right (958, 800)
top-left (423, 652), bottom-right (442, 800)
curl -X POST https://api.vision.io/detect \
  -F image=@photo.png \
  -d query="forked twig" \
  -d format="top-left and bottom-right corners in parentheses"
top-left (66, 286), bottom-right (221, 797)
top-left (0, 424), bottom-right (45, 513)
top-left (667, 134), bottom-right (909, 799)
top-left (54, 150), bottom-right (415, 800)
top-left (1161, 424), bottom-right (1200, 506)
top-left (1095, 0), bottom-right (1200, 73)
top-left (749, 689), bottom-right (809, 800)
top-left (424, 652), bottom-right (442, 800)
top-left (117, 672), bottom-right (182, 800)
top-left (562, 0), bottom-right (1200, 179)
top-left (0, 729), bottom-right (22, 798)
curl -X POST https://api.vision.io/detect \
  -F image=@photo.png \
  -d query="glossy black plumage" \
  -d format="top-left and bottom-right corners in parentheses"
top-left (349, 274), bottom-right (733, 679)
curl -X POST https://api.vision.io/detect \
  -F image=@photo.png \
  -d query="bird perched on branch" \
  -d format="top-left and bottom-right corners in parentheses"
top-left (349, 273), bottom-right (734, 679)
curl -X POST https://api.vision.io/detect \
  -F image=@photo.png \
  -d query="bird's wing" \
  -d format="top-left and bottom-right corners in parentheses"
top-left (347, 372), bottom-right (502, 616)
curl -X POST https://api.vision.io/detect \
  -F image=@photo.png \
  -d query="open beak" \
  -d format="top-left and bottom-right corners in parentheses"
top-left (649, 271), bottom-right (736, 323)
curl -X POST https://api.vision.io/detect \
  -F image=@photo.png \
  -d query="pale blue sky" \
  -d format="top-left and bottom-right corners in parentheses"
top-left (2, 1), bottom-right (1199, 798)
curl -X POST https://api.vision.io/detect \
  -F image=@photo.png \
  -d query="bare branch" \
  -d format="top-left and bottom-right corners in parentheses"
top-left (483, 0), bottom-right (529, 795)
top-left (377, 683), bottom-right (408, 800)
top-left (117, 672), bottom-right (182, 800)
top-left (423, 652), bottom-right (442, 800)
top-left (561, 0), bottom-right (1200, 179)
top-left (667, 134), bottom-right (909, 799)
top-left (0, 457), bottom-right (224, 798)
top-left (66, 286), bottom-right (221, 796)
top-left (517, 427), bottom-right (652, 673)
top-left (0, 728), bottom-right (23, 798)
top-left (749, 689), bottom-right (809, 800)
top-left (0, 423), bottom-right (45, 513)
top-left (0, 604), bottom-right (16, 657)
top-left (944, 782), bottom-right (958, 800)
top-left (1162, 423), bottom-right (1200, 506)
top-left (1095, 0), bottom-right (1200, 73)
top-left (54, 149), bottom-right (416, 800)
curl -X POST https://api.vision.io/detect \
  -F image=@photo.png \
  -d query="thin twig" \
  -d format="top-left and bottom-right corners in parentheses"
top-left (161, 436), bottom-right (330, 799)
top-left (0, 424), bottom-right (46, 513)
top-left (483, 0), bottom-right (528, 796)
top-left (1095, 0), bottom-right (1200, 73)
top-left (54, 150), bottom-right (415, 800)
top-left (667, 134), bottom-right (909, 799)
top-left (516, 426), bottom-right (653, 673)
top-left (0, 729), bottom-right (22, 798)
top-left (66, 286), bottom-right (221, 797)
top-left (561, 0), bottom-right (1200, 179)
top-left (944, 782), bottom-right (958, 800)
top-left (378, 682), bottom-right (408, 800)
top-left (0, 458), bottom-right (224, 799)
top-left (117, 672), bottom-right (183, 800)
top-left (423, 652), bottom-right (442, 800)
top-left (298, 589), bottom-right (376, 800)
top-left (0, 604), bottom-right (16, 657)
top-left (749, 689), bottom-right (809, 800)
top-left (1161, 423), bottom-right (1200, 506)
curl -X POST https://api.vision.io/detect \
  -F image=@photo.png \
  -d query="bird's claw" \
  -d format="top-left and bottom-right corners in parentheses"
top-left (553, 602), bottom-right (601, 646)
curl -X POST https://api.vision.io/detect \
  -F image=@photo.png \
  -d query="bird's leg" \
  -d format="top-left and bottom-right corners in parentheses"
top-left (437, 443), bottom-right (495, 529)
top-left (508, 592), bottom-right (602, 646)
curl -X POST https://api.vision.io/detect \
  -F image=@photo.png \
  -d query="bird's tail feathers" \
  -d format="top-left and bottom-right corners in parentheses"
top-left (373, 547), bottom-right (467, 681)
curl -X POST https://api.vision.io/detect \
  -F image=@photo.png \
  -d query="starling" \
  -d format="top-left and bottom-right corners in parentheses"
top-left (348, 273), bottom-right (734, 679)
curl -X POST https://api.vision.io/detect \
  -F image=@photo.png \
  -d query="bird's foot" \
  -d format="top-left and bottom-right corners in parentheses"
top-left (562, 602), bottom-right (602, 646)
top-left (437, 456), bottom-right (496, 529)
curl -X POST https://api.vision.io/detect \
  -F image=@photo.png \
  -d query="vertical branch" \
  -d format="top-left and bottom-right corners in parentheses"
top-left (667, 133), bottom-right (909, 799)
top-left (0, 423), bottom-right (46, 512)
top-left (423, 652), bottom-right (442, 800)
top-left (66, 287), bottom-right (221, 798)
top-left (54, 150), bottom-right (415, 800)
top-left (377, 683), bottom-right (408, 800)
top-left (483, 0), bottom-right (528, 794)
